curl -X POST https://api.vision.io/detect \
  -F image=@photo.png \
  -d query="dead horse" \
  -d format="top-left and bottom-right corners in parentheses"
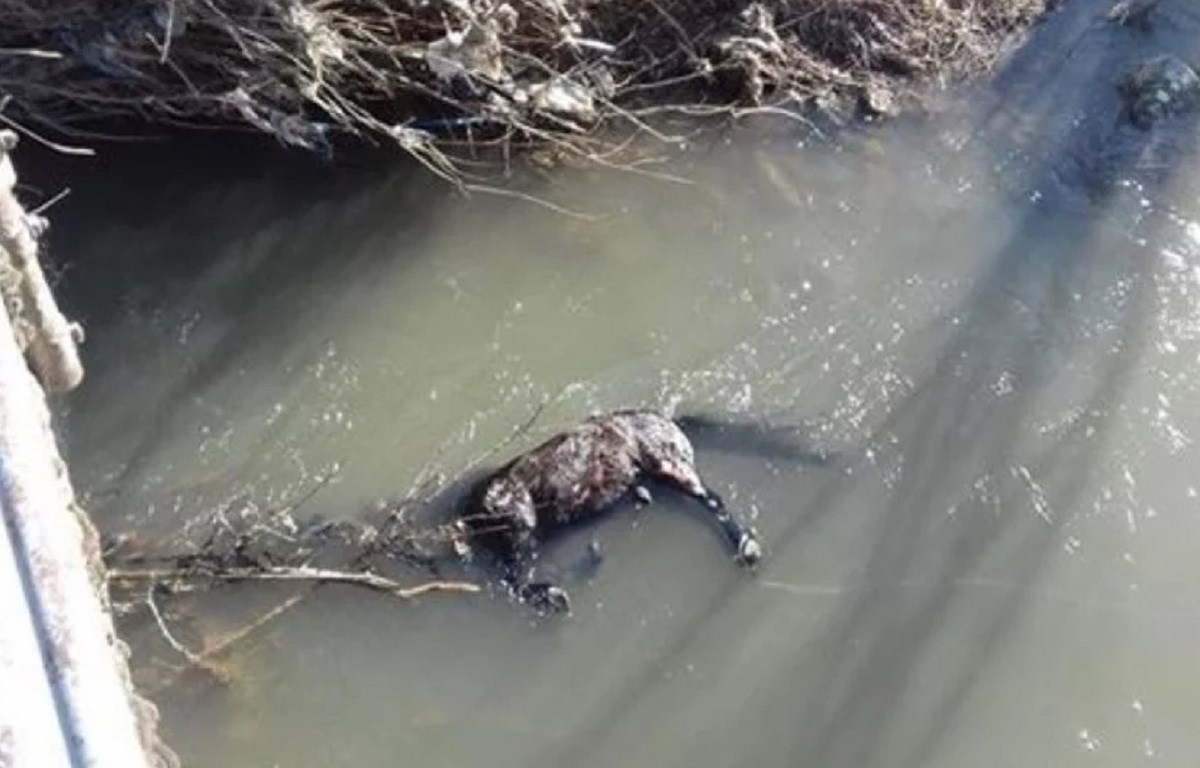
top-left (452, 409), bottom-right (763, 614)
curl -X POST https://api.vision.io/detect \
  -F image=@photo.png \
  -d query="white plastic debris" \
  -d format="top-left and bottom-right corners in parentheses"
top-left (528, 77), bottom-right (596, 119)
top-left (425, 21), bottom-right (508, 86)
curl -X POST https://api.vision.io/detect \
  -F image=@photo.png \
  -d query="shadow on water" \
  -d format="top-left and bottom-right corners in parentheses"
top-left (42, 141), bottom-right (445, 516)
top-left (532, 6), bottom-right (1200, 766)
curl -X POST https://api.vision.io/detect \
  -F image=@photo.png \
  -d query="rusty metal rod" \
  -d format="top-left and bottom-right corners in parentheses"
top-left (0, 500), bottom-right (75, 767)
top-left (0, 297), bottom-right (149, 766)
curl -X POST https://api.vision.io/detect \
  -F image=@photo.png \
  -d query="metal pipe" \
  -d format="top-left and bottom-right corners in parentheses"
top-left (0, 299), bottom-right (150, 767)
top-left (0, 502), bottom-right (74, 768)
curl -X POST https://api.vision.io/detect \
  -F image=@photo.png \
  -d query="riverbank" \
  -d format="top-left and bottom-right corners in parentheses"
top-left (3, 0), bottom-right (1048, 174)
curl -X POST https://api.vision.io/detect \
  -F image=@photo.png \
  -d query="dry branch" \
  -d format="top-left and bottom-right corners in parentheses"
top-left (0, 0), bottom-right (1049, 173)
top-left (111, 565), bottom-right (480, 598)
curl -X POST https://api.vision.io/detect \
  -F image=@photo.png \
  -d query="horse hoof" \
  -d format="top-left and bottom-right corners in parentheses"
top-left (587, 539), bottom-right (603, 560)
top-left (736, 535), bottom-right (763, 568)
top-left (522, 583), bottom-right (572, 615)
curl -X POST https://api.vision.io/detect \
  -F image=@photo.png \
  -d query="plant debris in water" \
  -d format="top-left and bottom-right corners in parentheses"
top-left (104, 473), bottom-right (470, 596)
top-left (0, 0), bottom-right (1048, 172)
top-left (104, 471), bottom-right (484, 691)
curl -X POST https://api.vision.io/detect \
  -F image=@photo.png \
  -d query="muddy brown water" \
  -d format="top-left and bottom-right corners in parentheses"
top-left (37, 4), bottom-right (1200, 766)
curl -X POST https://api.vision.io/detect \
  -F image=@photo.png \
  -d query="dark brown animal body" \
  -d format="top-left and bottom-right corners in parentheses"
top-left (454, 409), bottom-right (762, 613)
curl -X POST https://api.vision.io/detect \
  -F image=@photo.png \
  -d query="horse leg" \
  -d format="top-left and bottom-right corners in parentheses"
top-left (467, 478), bottom-right (571, 615)
top-left (648, 461), bottom-right (762, 566)
top-left (496, 528), bottom-right (572, 616)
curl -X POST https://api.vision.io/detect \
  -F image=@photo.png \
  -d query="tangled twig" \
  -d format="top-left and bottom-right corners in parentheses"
top-left (0, 0), bottom-right (1048, 175)
top-left (105, 401), bottom-right (564, 684)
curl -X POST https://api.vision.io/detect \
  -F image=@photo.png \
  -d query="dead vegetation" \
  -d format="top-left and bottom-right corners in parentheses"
top-left (0, 0), bottom-right (1048, 176)
top-left (103, 397), bottom-right (567, 690)
top-left (103, 469), bottom-right (481, 691)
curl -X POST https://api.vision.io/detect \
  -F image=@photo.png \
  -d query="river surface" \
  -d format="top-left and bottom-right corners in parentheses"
top-left (38, 3), bottom-right (1200, 766)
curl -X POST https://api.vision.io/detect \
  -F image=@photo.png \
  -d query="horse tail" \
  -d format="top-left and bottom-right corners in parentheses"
top-left (674, 412), bottom-right (836, 467)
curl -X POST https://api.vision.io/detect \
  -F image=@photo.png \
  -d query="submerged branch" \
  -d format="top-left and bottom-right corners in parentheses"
top-left (140, 589), bottom-right (310, 694)
top-left (145, 583), bottom-right (205, 665)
